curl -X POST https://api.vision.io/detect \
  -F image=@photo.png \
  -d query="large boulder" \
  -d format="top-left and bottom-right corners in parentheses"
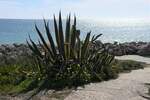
top-left (137, 43), bottom-right (150, 56)
top-left (123, 43), bottom-right (138, 55)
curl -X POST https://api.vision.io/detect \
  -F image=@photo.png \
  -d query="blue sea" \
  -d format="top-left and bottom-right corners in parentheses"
top-left (0, 19), bottom-right (150, 44)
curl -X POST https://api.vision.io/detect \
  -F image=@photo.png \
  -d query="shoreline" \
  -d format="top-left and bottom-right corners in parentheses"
top-left (0, 41), bottom-right (150, 65)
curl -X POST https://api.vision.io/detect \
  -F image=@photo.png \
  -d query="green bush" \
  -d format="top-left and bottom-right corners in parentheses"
top-left (112, 59), bottom-right (144, 73)
top-left (0, 65), bottom-right (25, 85)
top-left (0, 58), bottom-right (38, 94)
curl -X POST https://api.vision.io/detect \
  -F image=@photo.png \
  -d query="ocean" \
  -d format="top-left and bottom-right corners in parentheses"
top-left (0, 19), bottom-right (150, 44)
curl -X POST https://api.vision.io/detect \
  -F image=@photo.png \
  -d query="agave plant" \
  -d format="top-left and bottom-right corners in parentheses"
top-left (26, 12), bottom-right (115, 98)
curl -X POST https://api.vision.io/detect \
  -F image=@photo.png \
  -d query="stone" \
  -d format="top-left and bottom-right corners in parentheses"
top-left (137, 43), bottom-right (150, 56)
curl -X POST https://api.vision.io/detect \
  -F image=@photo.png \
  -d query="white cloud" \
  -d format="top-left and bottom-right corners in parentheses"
top-left (0, 0), bottom-right (149, 19)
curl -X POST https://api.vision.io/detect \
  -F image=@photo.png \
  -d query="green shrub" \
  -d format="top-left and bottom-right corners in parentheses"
top-left (0, 65), bottom-right (25, 85)
top-left (0, 84), bottom-right (14, 94)
top-left (10, 78), bottom-right (38, 94)
top-left (112, 59), bottom-right (144, 73)
top-left (0, 60), bottom-right (38, 94)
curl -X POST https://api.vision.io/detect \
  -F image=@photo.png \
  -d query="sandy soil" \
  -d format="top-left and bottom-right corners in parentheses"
top-left (115, 55), bottom-right (150, 64)
top-left (65, 55), bottom-right (150, 100)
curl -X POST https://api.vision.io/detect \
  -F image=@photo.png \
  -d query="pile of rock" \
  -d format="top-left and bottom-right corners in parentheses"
top-left (0, 43), bottom-right (31, 65)
top-left (0, 41), bottom-right (150, 65)
top-left (93, 41), bottom-right (150, 56)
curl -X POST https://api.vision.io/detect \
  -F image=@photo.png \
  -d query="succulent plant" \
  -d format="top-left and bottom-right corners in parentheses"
top-left (26, 12), bottom-right (115, 99)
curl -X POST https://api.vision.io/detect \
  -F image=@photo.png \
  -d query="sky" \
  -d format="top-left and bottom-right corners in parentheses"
top-left (0, 0), bottom-right (150, 20)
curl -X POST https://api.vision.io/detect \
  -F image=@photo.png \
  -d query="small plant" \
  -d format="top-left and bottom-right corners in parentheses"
top-left (27, 12), bottom-right (115, 98)
top-left (112, 59), bottom-right (144, 73)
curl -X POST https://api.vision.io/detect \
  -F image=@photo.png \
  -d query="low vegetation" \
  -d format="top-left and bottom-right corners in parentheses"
top-left (0, 58), bottom-right (145, 95)
top-left (112, 59), bottom-right (144, 73)
top-left (0, 55), bottom-right (37, 95)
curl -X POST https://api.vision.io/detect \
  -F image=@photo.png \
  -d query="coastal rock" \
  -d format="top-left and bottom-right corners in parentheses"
top-left (137, 43), bottom-right (150, 56)
top-left (91, 41), bottom-right (150, 56)
top-left (0, 45), bottom-right (6, 53)
top-left (0, 41), bottom-right (150, 66)
top-left (123, 43), bottom-right (138, 54)
top-left (0, 52), bottom-right (2, 57)
top-left (0, 44), bottom-right (32, 65)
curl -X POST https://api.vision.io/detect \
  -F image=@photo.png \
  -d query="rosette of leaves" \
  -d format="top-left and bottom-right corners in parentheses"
top-left (26, 12), bottom-right (115, 98)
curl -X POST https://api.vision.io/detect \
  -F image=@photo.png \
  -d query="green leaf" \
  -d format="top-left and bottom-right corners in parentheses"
top-left (76, 30), bottom-right (81, 59)
top-left (35, 24), bottom-right (54, 59)
top-left (44, 19), bottom-right (57, 55)
top-left (65, 14), bottom-right (71, 59)
top-left (59, 12), bottom-right (65, 57)
top-left (54, 15), bottom-right (61, 53)
top-left (28, 36), bottom-right (43, 58)
top-left (92, 34), bottom-right (102, 42)
top-left (70, 16), bottom-right (77, 49)
top-left (70, 16), bottom-right (77, 58)
top-left (65, 14), bottom-right (71, 43)
top-left (81, 31), bottom-right (91, 59)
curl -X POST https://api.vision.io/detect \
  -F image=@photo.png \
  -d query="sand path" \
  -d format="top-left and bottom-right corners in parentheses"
top-left (65, 55), bottom-right (150, 100)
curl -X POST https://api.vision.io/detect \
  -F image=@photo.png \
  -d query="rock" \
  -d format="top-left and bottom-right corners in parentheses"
top-left (0, 41), bottom-right (150, 66)
top-left (13, 43), bottom-right (21, 48)
top-left (91, 41), bottom-right (150, 56)
top-left (137, 43), bottom-right (150, 56)
top-left (0, 45), bottom-right (6, 53)
top-left (0, 52), bottom-right (2, 57)
top-left (113, 41), bottom-right (118, 45)
top-left (112, 48), bottom-right (124, 56)
top-left (0, 44), bottom-right (32, 65)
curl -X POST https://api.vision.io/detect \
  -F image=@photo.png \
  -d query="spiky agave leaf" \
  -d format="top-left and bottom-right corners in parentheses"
top-left (81, 31), bottom-right (91, 59)
top-left (43, 19), bottom-right (57, 56)
top-left (35, 25), bottom-right (54, 60)
top-left (76, 30), bottom-right (81, 59)
top-left (54, 15), bottom-right (61, 54)
top-left (65, 15), bottom-right (71, 59)
top-left (70, 16), bottom-right (77, 59)
top-left (58, 12), bottom-right (65, 58)
top-left (106, 55), bottom-right (114, 65)
top-left (65, 14), bottom-right (71, 43)
top-left (70, 16), bottom-right (77, 49)
top-left (91, 34), bottom-right (102, 42)
top-left (27, 36), bottom-right (43, 58)
top-left (38, 40), bottom-right (54, 66)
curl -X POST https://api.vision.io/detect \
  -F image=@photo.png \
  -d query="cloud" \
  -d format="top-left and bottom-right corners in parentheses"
top-left (0, 0), bottom-right (149, 19)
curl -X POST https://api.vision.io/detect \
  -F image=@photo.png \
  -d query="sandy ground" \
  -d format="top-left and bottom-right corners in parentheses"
top-left (65, 55), bottom-right (150, 100)
top-left (115, 55), bottom-right (150, 64)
